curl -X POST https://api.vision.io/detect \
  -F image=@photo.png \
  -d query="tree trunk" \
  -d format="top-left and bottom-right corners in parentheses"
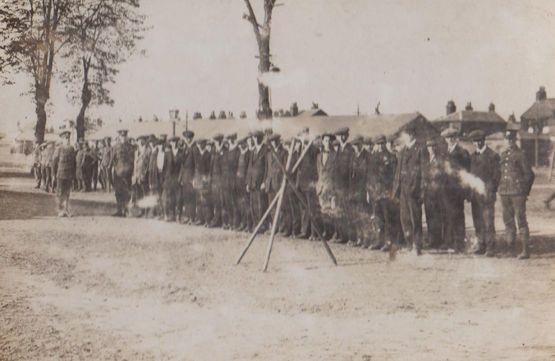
top-left (76, 81), bottom-right (92, 141)
top-left (34, 89), bottom-right (48, 144)
top-left (257, 36), bottom-right (272, 120)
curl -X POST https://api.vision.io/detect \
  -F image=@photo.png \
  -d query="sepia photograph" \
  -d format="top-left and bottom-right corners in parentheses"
top-left (0, 0), bottom-right (554, 360)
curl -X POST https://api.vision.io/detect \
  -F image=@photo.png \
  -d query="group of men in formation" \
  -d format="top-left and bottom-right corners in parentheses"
top-left (35, 120), bottom-right (535, 259)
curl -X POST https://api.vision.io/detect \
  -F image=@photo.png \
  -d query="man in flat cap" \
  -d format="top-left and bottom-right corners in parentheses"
top-left (498, 123), bottom-right (535, 259)
top-left (208, 133), bottom-right (225, 227)
top-left (367, 134), bottom-right (399, 251)
top-left (296, 128), bottom-right (321, 239)
top-left (422, 137), bottom-right (448, 249)
top-left (111, 129), bottom-right (135, 216)
top-left (441, 127), bottom-right (471, 252)
top-left (193, 138), bottom-right (213, 226)
top-left (333, 127), bottom-right (355, 243)
top-left (264, 133), bottom-right (287, 231)
top-left (393, 128), bottom-right (426, 255)
top-left (246, 130), bottom-right (268, 231)
top-left (161, 136), bottom-right (182, 221)
top-left (235, 135), bottom-right (252, 231)
top-left (349, 135), bottom-right (370, 246)
top-left (177, 130), bottom-right (196, 224)
top-left (222, 133), bottom-right (240, 229)
top-left (468, 129), bottom-right (500, 256)
top-left (52, 130), bottom-right (76, 217)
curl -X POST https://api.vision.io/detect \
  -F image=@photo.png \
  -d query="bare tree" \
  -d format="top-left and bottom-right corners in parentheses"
top-left (242, 0), bottom-right (278, 120)
top-left (61, 0), bottom-right (146, 140)
top-left (0, 0), bottom-right (72, 143)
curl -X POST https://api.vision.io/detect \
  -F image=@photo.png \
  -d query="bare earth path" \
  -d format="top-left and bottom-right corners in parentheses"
top-left (1, 187), bottom-right (555, 360)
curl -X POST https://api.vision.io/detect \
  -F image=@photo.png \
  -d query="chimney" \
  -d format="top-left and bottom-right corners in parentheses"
top-left (465, 102), bottom-right (473, 111)
top-left (290, 102), bottom-right (299, 117)
top-left (488, 103), bottom-right (495, 112)
top-left (536, 86), bottom-right (547, 101)
top-left (239, 111), bottom-right (247, 119)
top-left (446, 100), bottom-right (457, 115)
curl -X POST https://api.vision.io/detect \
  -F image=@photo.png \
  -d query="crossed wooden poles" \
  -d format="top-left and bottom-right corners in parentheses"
top-left (235, 140), bottom-right (338, 271)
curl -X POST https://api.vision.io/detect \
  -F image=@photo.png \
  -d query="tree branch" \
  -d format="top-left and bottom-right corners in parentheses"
top-left (243, 0), bottom-right (261, 42)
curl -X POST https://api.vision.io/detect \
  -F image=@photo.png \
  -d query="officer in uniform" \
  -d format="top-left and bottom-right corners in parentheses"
top-left (393, 127), bottom-right (425, 255)
top-left (111, 129), bottom-right (135, 217)
top-left (468, 129), bottom-right (501, 256)
top-left (52, 130), bottom-right (76, 217)
top-left (498, 122), bottom-right (535, 259)
top-left (442, 127), bottom-right (471, 252)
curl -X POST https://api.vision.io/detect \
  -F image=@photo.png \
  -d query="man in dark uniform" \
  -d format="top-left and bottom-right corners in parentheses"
top-left (178, 130), bottom-right (196, 224)
top-left (264, 133), bottom-right (287, 231)
top-left (111, 129), bottom-right (135, 217)
top-left (280, 138), bottom-right (301, 237)
top-left (193, 139), bottom-right (212, 226)
top-left (209, 134), bottom-right (225, 227)
top-left (441, 127), bottom-right (471, 252)
top-left (333, 127), bottom-right (355, 243)
top-left (316, 132), bottom-right (337, 240)
top-left (393, 128), bottom-right (426, 255)
top-left (236, 135), bottom-right (252, 231)
top-left (498, 123), bottom-right (535, 259)
top-left (147, 135), bottom-right (164, 218)
top-left (222, 133), bottom-right (240, 229)
top-left (368, 135), bottom-right (398, 251)
top-left (52, 130), bottom-right (76, 217)
top-left (246, 130), bottom-right (267, 232)
top-left (161, 136), bottom-right (182, 222)
top-left (422, 137), bottom-right (448, 249)
top-left (350, 135), bottom-right (369, 246)
top-left (295, 128), bottom-right (321, 239)
top-left (468, 130), bottom-right (501, 257)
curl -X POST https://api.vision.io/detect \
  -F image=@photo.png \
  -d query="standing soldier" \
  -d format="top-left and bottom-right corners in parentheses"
top-left (350, 135), bottom-right (369, 246)
top-left (368, 135), bottom-right (398, 251)
top-left (222, 133), bottom-right (240, 229)
top-left (498, 122), bottom-right (535, 259)
top-left (209, 134), bottom-right (225, 227)
top-left (101, 137), bottom-right (113, 192)
top-left (52, 130), bottom-right (76, 217)
top-left (147, 135), bottom-right (164, 218)
top-left (111, 129), bottom-right (135, 217)
top-left (442, 128), bottom-right (471, 252)
top-left (264, 133), bottom-right (287, 231)
top-left (333, 127), bottom-right (355, 243)
top-left (82, 141), bottom-right (95, 192)
top-left (393, 128), bottom-right (426, 255)
top-left (90, 141), bottom-right (100, 191)
top-left (246, 130), bottom-right (267, 232)
top-left (178, 130), bottom-right (196, 224)
top-left (280, 139), bottom-right (301, 237)
top-left (42, 141), bottom-right (56, 193)
top-left (130, 135), bottom-right (149, 216)
top-left (316, 132), bottom-right (337, 240)
top-left (75, 141), bottom-right (85, 191)
top-left (468, 130), bottom-right (501, 257)
top-left (162, 137), bottom-right (182, 222)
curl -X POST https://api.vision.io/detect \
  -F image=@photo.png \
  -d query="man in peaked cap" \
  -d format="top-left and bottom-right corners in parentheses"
top-left (441, 127), bottom-right (471, 252)
top-left (392, 126), bottom-right (426, 255)
top-left (111, 128), bottom-right (135, 216)
top-left (333, 126), bottom-right (355, 243)
top-left (468, 129), bottom-right (501, 256)
top-left (222, 133), bottom-right (241, 229)
top-left (498, 122), bottom-right (534, 259)
top-left (52, 130), bottom-right (76, 217)
top-left (177, 130), bottom-right (196, 224)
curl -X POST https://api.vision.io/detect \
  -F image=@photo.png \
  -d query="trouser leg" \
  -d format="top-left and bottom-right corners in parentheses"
top-left (501, 195), bottom-right (516, 244)
top-left (424, 192), bottom-right (444, 249)
top-left (471, 198), bottom-right (485, 249)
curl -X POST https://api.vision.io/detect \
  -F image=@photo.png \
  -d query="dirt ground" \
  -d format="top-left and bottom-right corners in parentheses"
top-left (1, 163), bottom-right (555, 360)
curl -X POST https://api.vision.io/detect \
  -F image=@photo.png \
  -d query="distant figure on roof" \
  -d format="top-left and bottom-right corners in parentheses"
top-left (465, 102), bottom-right (473, 111)
top-left (239, 111), bottom-right (247, 119)
top-left (375, 101), bottom-right (381, 115)
top-left (209, 111), bottom-right (216, 120)
top-left (290, 102), bottom-right (299, 116)
top-left (228, 111), bottom-right (234, 119)
top-left (488, 103), bottom-right (496, 112)
top-left (193, 112), bottom-right (202, 120)
top-left (446, 100), bottom-right (457, 115)
top-left (536, 86), bottom-right (546, 101)
top-left (311, 102), bottom-right (319, 110)
top-left (218, 111), bottom-right (227, 119)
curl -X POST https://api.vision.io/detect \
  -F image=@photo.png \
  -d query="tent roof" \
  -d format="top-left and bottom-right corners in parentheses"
top-left (521, 99), bottom-right (555, 122)
top-left (90, 112), bottom-right (437, 141)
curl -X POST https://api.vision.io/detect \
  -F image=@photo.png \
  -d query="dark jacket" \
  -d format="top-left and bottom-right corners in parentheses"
top-left (236, 148), bottom-right (250, 181)
top-left (368, 148), bottom-right (397, 199)
top-left (422, 150), bottom-right (448, 196)
top-left (498, 145), bottom-right (534, 196)
top-left (296, 143), bottom-right (318, 191)
top-left (393, 143), bottom-right (426, 200)
top-left (54, 145), bottom-right (76, 180)
top-left (193, 145), bottom-right (211, 191)
top-left (265, 145), bottom-right (287, 192)
top-left (470, 146), bottom-right (501, 201)
top-left (112, 141), bottom-right (135, 178)
top-left (334, 143), bottom-right (354, 191)
top-left (178, 143), bottom-right (195, 185)
top-left (210, 145), bottom-right (225, 188)
top-left (222, 146), bottom-right (240, 187)
top-left (246, 145), bottom-right (267, 191)
top-left (162, 148), bottom-right (181, 188)
top-left (350, 149), bottom-right (368, 200)
top-left (148, 147), bottom-right (163, 192)
top-left (316, 148), bottom-right (336, 196)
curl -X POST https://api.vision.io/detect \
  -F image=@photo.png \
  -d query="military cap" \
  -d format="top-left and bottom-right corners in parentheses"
top-left (59, 130), bottom-right (71, 138)
top-left (159, 134), bottom-right (168, 140)
top-left (182, 130), bottom-right (195, 138)
top-left (468, 129), bottom-right (486, 141)
top-left (351, 135), bottom-right (364, 145)
top-left (213, 133), bottom-right (224, 142)
top-left (117, 129), bottom-right (128, 136)
top-left (252, 130), bottom-right (264, 138)
top-left (226, 133), bottom-right (238, 141)
top-left (374, 134), bottom-right (386, 144)
top-left (148, 135), bottom-right (157, 143)
top-left (334, 127), bottom-right (350, 136)
top-left (169, 136), bottom-right (180, 142)
top-left (441, 127), bottom-right (459, 138)
top-left (267, 133), bottom-right (281, 142)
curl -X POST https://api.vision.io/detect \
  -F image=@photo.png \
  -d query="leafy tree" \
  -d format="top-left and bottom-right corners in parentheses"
top-left (61, 0), bottom-right (146, 140)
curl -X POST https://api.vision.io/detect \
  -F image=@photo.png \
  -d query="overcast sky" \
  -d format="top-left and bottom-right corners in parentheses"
top-left (1, 0), bottom-right (555, 133)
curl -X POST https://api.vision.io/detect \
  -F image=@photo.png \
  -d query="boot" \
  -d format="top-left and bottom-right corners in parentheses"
top-left (517, 231), bottom-right (530, 260)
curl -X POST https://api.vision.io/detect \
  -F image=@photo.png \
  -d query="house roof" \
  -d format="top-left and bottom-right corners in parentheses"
top-left (297, 109), bottom-right (328, 117)
top-left (432, 110), bottom-right (507, 135)
top-left (521, 99), bottom-right (555, 122)
top-left (91, 112), bottom-right (437, 142)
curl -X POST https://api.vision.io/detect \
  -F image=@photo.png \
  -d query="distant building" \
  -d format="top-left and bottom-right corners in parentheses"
top-left (432, 100), bottom-right (506, 136)
top-left (520, 86), bottom-right (555, 166)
